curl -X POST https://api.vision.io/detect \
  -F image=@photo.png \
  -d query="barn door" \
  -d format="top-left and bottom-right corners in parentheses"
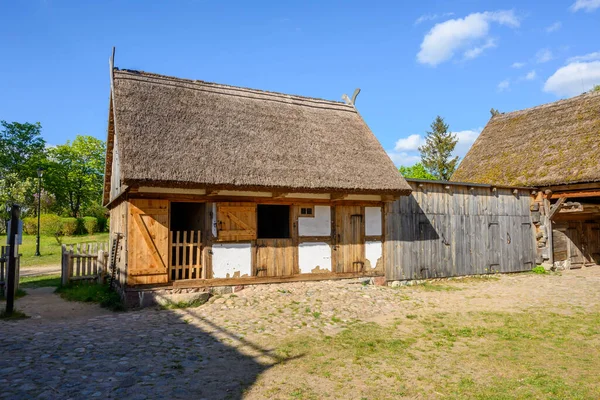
top-left (128, 199), bottom-right (169, 284)
top-left (567, 223), bottom-right (586, 267)
top-left (333, 206), bottom-right (365, 273)
top-left (255, 239), bottom-right (294, 277)
top-left (588, 223), bottom-right (600, 265)
top-left (486, 219), bottom-right (500, 273)
top-left (216, 202), bottom-right (257, 241)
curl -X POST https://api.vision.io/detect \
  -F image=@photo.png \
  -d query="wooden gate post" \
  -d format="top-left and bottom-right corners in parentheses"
top-left (61, 244), bottom-right (69, 286)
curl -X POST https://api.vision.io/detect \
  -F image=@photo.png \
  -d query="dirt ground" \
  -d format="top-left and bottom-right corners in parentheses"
top-left (1, 267), bottom-right (599, 399)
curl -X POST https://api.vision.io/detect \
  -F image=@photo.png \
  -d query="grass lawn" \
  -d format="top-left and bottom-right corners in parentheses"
top-left (0, 233), bottom-right (109, 267)
top-left (19, 274), bottom-right (62, 288)
top-left (56, 281), bottom-right (124, 311)
top-left (270, 310), bottom-right (600, 399)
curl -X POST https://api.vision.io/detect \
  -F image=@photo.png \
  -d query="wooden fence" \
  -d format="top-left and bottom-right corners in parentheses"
top-left (61, 242), bottom-right (109, 285)
top-left (385, 180), bottom-right (536, 281)
top-left (170, 230), bottom-right (202, 280)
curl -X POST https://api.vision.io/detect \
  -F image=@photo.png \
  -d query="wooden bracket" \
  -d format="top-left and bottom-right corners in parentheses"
top-left (206, 189), bottom-right (220, 196)
top-left (271, 192), bottom-right (288, 199)
top-left (548, 197), bottom-right (566, 220)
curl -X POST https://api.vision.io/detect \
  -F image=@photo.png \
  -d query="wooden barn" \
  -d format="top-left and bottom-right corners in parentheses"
top-left (453, 90), bottom-right (600, 269)
top-left (103, 65), bottom-right (412, 301)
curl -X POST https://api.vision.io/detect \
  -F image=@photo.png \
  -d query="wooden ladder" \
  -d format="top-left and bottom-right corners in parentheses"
top-left (108, 233), bottom-right (123, 288)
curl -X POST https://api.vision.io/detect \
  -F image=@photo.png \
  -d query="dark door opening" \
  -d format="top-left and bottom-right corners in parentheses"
top-left (170, 202), bottom-right (205, 232)
top-left (257, 204), bottom-right (290, 239)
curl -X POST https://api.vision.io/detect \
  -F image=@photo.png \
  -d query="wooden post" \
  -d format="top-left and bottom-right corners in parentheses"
top-left (97, 249), bottom-right (104, 284)
top-left (543, 197), bottom-right (554, 266)
top-left (5, 204), bottom-right (20, 315)
top-left (61, 244), bottom-right (69, 286)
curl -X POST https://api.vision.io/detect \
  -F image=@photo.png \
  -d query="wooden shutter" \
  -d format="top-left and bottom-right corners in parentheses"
top-left (128, 199), bottom-right (169, 283)
top-left (216, 202), bottom-right (257, 241)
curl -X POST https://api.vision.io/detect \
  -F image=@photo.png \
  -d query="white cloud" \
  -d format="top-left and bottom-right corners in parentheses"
top-left (388, 128), bottom-right (482, 167)
top-left (511, 61), bottom-right (526, 68)
top-left (568, 51), bottom-right (600, 63)
top-left (536, 48), bottom-right (553, 63)
top-left (394, 134), bottom-right (423, 151)
top-left (544, 61), bottom-right (600, 96)
top-left (570, 0), bottom-right (600, 12)
top-left (414, 12), bottom-right (455, 25)
top-left (386, 151), bottom-right (422, 167)
top-left (464, 38), bottom-right (497, 60)
top-left (452, 129), bottom-right (482, 159)
top-left (545, 21), bottom-right (562, 33)
top-left (417, 10), bottom-right (519, 66)
top-left (524, 70), bottom-right (537, 80)
top-left (497, 79), bottom-right (510, 91)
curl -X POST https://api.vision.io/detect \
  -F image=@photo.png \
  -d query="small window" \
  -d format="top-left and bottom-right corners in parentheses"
top-left (299, 205), bottom-right (314, 218)
top-left (257, 204), bottom-right (290, 239)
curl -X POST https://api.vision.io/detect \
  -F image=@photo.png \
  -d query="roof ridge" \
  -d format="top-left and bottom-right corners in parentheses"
top-left (114, 68), bottom-right (352, 108)
top-left (492, 89), bottom-right (600, 119)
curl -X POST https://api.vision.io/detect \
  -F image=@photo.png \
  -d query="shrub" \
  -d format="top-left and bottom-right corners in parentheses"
top-left (39, 214), bottom-right (63, 244)
top-left (105, 217), bottom-right (110, 232)
top-left (39, 214), bottom-right (62, 236)
top-left (83, 202), bottom-right (108, 232)
top-left (532, 265), bottom-right (547, 274)
top-left (61, 218), bottom-right (78, 236)
top-left (22, 217), bottom-right (37, 235)
top-left (82, 217), bottom-right (98, 235)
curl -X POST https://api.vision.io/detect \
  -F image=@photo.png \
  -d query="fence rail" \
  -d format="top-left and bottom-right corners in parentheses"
top-left (170, 230), bottom-right (202, 280)
top-left (62, 242), bottom-right (109, 285)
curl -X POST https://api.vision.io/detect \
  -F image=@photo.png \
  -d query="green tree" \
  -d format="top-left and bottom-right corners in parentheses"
top-left (398, 163), bottom-right (436, 180)
top-left (0, 121), bottom-right (47, 228)
top-left (44, 135), bottom-right (106, 218)
top-left (418, 116), bottom-right (459, 181)
top-left (593, 85), bottom-right (600, 92)
top-left (0, 173), bottom-right (36, 233)
top-left (0, 121), bottom-right (46, 179)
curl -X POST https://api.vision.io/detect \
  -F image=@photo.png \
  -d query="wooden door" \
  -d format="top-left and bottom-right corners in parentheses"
top-left (588, 223), bottom-right (600, 265)
top-left (216, 202), bottom-right (257, 241)
top-left (334, 206), bottom-right (365, 273)
top-left (567, 223), bottom-right (586, 267)
top-left (128, 199), bottom-right (169, 285)
top-left (255, 239), bottom-right (294, 277)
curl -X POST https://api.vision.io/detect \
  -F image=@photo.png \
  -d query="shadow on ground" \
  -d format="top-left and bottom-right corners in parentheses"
top-left (0, 295), bottom-right (301, 400)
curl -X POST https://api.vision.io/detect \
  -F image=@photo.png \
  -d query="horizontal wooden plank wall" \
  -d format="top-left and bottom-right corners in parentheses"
top-left (385, 182), bottom-right (535, 281)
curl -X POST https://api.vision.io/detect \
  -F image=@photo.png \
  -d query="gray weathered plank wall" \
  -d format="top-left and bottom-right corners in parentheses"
top-left (385, 181), bottom-right (535, 281)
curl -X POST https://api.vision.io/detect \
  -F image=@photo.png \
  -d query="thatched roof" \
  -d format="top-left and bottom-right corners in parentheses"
top-left (452, 90), bottom-right (600, 187)
top-left (106, 69), bottom-right (410, 198)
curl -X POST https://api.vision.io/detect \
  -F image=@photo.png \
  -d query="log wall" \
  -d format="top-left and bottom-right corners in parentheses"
top-left (385, 181), bottom-right (536, 281)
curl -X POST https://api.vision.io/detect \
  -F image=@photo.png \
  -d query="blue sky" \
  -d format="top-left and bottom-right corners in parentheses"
top-left (1, 1), bottom-right (599, 167)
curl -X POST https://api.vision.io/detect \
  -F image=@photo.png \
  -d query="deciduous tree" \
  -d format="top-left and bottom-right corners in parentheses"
top-left (44, 135), bottom-right (106, 218)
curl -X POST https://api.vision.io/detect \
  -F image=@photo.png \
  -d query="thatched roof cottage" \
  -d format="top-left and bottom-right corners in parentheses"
top-left (453, 91), bottom-right (600, 269)
top-left (103, 65), bottom-right (411, 305)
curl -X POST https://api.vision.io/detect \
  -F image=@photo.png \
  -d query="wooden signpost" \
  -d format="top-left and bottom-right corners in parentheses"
top-left (5, 204), bottom-right (20, 316)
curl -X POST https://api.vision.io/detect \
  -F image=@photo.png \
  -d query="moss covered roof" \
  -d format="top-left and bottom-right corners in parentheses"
top-left (452, 90), bottom-right (600, 187)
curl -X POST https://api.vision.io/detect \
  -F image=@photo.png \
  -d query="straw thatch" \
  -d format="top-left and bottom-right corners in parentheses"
top-left (107, 69), bottom-right (410, 196)
top-left (452, 90), bottom-right (600, 187)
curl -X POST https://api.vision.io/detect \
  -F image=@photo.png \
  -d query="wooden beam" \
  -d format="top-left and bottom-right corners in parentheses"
top-left (206, 189), bottom-right (220, 196)
top-left (131, 271), bottom-right (385, 290)
top-left (331, 193), bottom-right (348, 201)
top-left (550, 190), bottom-right (600, 199)
top-left (271, 192), bottom-right (288, 199)
top-left (548, 197), bottom-right (566, 219)
top-left (543, 198), bottom-right (554, 265)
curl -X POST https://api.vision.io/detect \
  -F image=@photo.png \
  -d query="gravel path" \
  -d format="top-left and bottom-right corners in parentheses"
top-left (1, 267), bottom-right (599, 399)
top-left (19, 265), bottom-right (61, 277)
